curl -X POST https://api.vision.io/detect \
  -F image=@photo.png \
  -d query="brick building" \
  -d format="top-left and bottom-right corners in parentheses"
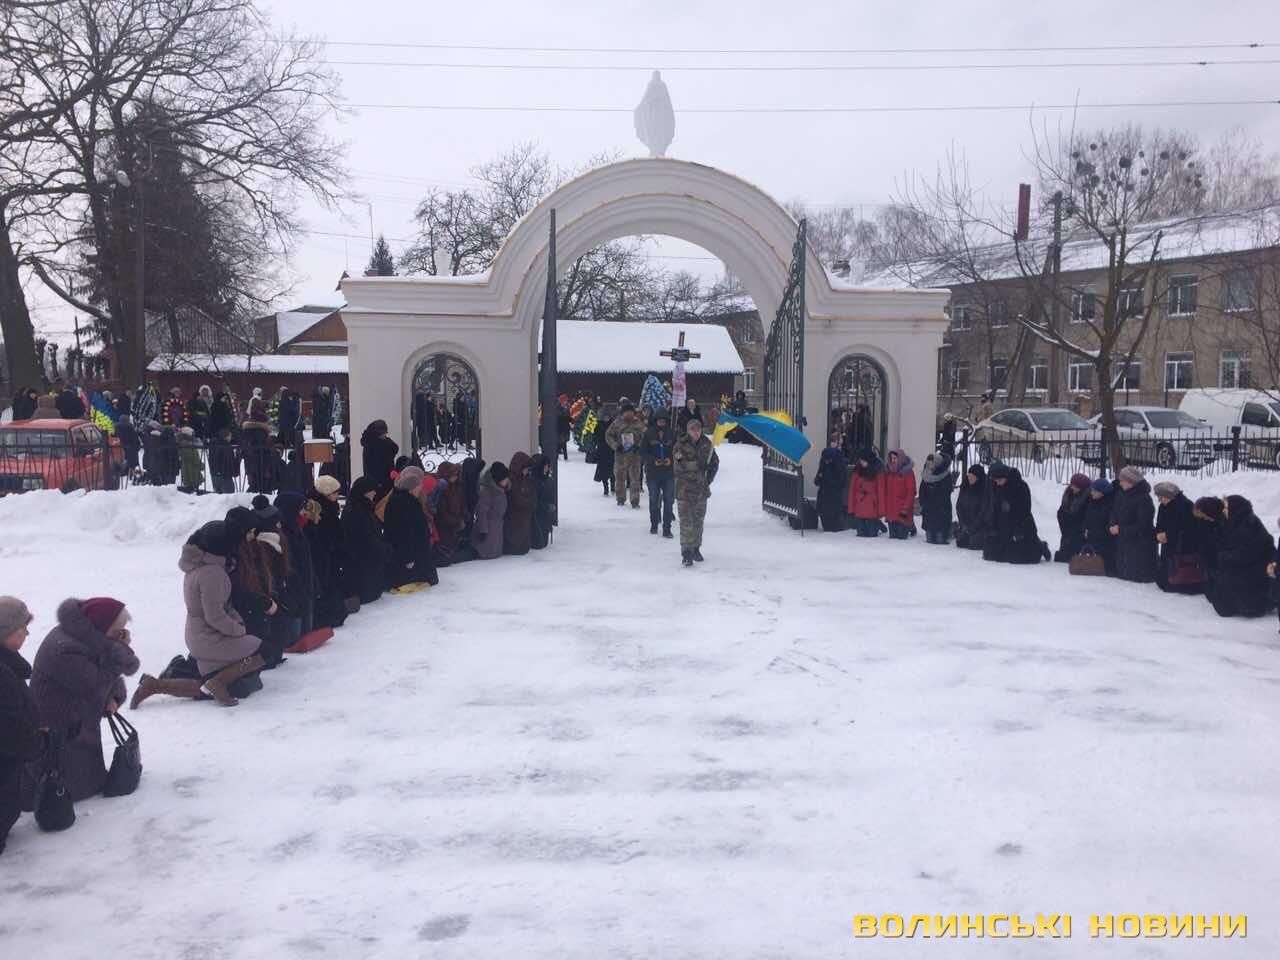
top-left (866, 210), bottom-right (1280, 422)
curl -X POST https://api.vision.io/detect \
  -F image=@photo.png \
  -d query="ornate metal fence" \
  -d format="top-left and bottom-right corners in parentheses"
top-left (761, 219), bottom-right (807, 522)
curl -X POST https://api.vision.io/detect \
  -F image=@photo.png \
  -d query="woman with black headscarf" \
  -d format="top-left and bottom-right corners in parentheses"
top-left (954, 464), bottom-right (990, 551)
top-left (342, 476), bottom-right (393, 607)
top-left (360, 419), bottom-right (399, 493)
top-left (1207, 495), bottom-right (1273, 618)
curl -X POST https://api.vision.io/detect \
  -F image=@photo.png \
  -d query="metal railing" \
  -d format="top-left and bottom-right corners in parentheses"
top-left (946, 425), bottom-right (1272, 482)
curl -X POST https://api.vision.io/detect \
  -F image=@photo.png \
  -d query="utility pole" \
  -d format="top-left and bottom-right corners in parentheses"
top-left (1047, 191), bottom-right (1064, 406)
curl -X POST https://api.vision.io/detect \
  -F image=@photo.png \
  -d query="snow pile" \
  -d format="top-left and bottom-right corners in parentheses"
top-left (1, 447), bottom-right (1276, 959)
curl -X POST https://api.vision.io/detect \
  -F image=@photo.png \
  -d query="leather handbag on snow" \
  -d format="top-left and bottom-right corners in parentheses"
top-left (1069, 547), bottom-right (1107, 577)
top-left (102, 713), bottom-right (142, 797)
top-left (33, 735), bottom-right (76, 832)
top-left (1166, 552), bottom-right (1207, 587)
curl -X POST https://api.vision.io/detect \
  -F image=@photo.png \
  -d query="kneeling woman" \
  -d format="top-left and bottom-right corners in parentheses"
top-left (28, 597), bottom-right (140, 801)
top-left (134, 509), bottom-right (266, 707)
top-left (385, 466), bottom-right (439, 589)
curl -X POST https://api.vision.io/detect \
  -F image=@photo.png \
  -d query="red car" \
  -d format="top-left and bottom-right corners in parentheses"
top-left (0, 418), bottom-right (125, 494)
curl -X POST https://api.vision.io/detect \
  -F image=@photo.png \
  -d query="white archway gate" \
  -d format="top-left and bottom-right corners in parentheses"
top-left (341, 158), bottom-right (949, 499)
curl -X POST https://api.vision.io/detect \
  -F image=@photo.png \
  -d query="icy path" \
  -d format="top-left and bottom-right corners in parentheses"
top-left (1, 448), bottom-right (1278, 959)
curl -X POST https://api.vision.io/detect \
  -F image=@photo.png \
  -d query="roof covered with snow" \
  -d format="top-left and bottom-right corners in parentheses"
top-left (859, 208), bottom-right (1280, 290)
top-left (552, 320), bottom-right (744, 374)
top-left (276, 306), bottom-right (341, 347)
top-left (148, 353), bottom-right (349, 375)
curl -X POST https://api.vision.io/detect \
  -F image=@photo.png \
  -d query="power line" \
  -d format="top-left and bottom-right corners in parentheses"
top-left (304, 39), bottom-right (1276, 55)
top-left (348, 98), bottom-right (1280, 114)
top-left (321, 56), bottom-right (1280, 73)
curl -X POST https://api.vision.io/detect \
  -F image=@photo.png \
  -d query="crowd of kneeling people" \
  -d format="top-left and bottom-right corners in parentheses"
top-left (814, 436), bottom-right (1279, 623)
top-left (0, 418), bottom-right (557, 854)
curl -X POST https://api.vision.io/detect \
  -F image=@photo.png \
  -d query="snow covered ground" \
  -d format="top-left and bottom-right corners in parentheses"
top-left (1, 447), bottom-right (1278, 959)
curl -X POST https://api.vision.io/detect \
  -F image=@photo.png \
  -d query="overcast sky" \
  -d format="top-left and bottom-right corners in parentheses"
top-left (26, 0), bottom-right (1280, 340)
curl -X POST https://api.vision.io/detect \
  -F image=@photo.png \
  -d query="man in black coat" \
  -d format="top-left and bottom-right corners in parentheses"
top-left (311, 386), bottom-right (333, 442)
top-left (277, 389), bottom-right (301, 447)
top-left (984, 462), bottom-right (1048, 564)
top-left (1208, 495), bottom-right (1274, 618)
top-left (209, 390), bottom-right (236, 438)
top-left (1109, 466), bottom-right (1157, 583)
top-left (0, 598), bottom-right (46, 856)
top-left (55, 383), bottom-right (85, 419)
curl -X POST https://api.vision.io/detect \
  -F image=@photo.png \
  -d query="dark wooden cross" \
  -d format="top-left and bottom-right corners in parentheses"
top-left (659, 330), bottom-right (701, 364)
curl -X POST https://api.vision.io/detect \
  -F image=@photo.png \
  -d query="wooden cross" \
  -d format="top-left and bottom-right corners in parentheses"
top-left (659, 330), bottom-right (701, 364)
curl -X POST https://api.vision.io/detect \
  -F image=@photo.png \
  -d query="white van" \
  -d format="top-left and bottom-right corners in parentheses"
top-left (1178, 388), bottom-right (1280, 468)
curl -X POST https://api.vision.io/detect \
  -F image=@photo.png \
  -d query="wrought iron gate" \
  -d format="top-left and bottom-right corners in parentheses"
top-left (761, 219), bottom-right (807, 521)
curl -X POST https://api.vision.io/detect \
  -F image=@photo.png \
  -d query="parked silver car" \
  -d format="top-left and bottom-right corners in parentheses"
top-left (1088, 407), bottom-right (1216, 470)
top-left (973, 407), bottom-right (1099, 463)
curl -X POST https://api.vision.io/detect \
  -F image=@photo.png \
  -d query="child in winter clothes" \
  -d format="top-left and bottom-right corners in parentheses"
top-left (882, 449), bottom-right (917, 540)
top-left (918, 453), bottom-right (954, 544)
top-left (177, 427), bottom-right (205, 493)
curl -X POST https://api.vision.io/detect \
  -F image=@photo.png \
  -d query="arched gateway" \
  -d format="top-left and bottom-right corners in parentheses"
top-left (341, 158), bottom-right (949, 502)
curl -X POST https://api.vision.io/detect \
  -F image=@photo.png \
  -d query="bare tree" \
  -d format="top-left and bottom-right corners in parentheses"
top-left (2, 0), bottom-right (345, 389)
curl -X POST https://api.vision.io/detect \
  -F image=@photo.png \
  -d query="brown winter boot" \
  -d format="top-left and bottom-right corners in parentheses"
top-left (201, 654), bottom-right (266, 707)
top-left (129, 674), bottom-right (205, 709)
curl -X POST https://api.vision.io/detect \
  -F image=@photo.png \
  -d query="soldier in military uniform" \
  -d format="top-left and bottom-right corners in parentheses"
top-left (605, 402), bottom-right (645, 508)
top-left (673, 416), bottom-right (719, 566)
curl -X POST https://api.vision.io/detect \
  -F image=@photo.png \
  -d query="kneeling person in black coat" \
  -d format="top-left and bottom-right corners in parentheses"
top-left (384, 467), bottom-right (439, 589)
top-left (0, 598), bottom-right (46, 856)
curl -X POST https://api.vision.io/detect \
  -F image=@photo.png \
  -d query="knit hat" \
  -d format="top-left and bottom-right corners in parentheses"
top-left (1226, 494), bottom-right (1254, 520)
top-left (1091, 478), bottom-right (1113, 495)
top-left (1153, 480), bottom-right (1181, 499)
top-left (989, 462), bottom-right (1012, 480)
top-left (1194, 496), bottom-right (1223, 521)
top-left (1118, 465), bottom-right (1145, 485)
top-left (274, 490), bottom-right (308, 521)
top-left (313, 475), bottom-right (341, 497)
top-left (80, 597), bottom-right (126, 635)
top-left (250, 494), bottom-right (281, 531)
top-left (1069, 473), bottom-right (1091, 490)
top-left (489, 461), bottom-right (510, 483)
top-left (395, 466), bottom-right (425, 491)
top-left (0, 597), bottom-right (33, 640)
top-left (257, 532), bottom-right (283, 554)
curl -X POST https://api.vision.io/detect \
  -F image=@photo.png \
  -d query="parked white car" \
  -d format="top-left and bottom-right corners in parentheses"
top-left (1178, 388), bottom-right (1280, 469)
top-left (972, 407), bottom-right (1099, 463)
top-left (1087, 407), bottom-right (1216, 470)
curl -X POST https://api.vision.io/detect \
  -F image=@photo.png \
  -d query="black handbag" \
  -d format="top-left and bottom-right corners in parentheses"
top-left (102, 713), bottom-right (142, 797)
top-left (33, 737), bottom-right (76, 832)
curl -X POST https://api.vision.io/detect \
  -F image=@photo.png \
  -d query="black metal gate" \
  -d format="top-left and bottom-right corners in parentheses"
top-left (761, 219), bottom-right (807, 520)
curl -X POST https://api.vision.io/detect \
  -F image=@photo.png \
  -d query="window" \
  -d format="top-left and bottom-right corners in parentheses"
top-left (1113, 410), bottom-right (1143, 429)
top-left (950, 305), bottom-right (972, 331)
top-left (1027, 357), bottom-right (1049, 391)
top-left (1168, 275), bottom-right (1198, 315)
top-left (1219, 351), bottom-right (1249, 388)
top-left (1113, 361), bottom-right (1141, 391)
top-left (1068, 360), bottom-right (1094, 393)
top-left (989, 355), bottom-right (1009, 391)
top-left (1029, 410), bottom-right (1091, 431)
top-left (1242, 402), bottom-right (1278, 428)
top-left (1164, 352), bottom-right (1194, 391)
top-left (988, 301), bottom-right (1009, 329)
top-left (1119, 285), bottom-right (1144, 318)
top-left (742, 368), bottom-right (756, 393)
top-left (741, 322), bottom-right (757, 344)
top-left (1009, 412), bottom-right (1035, 433)
top-left (1071, 291), bottom-right (1096, 324)
top-left (948, 359), bottom-right (970, 392)
top-left (1223, 269), bottom-right (1256, 312)
top-left (992, 410), bottom-right (1018, 427)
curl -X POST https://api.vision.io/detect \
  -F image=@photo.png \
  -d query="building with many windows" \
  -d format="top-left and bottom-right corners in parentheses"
top-left (867, 209), bottom-right (1279, 422)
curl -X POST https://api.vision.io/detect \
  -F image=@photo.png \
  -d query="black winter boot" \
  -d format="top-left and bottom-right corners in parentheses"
top-left (693, 548), bottom-right (704, 562)
top-left (662, 527), bottom-right (672, 539)
top-left (650, 523), bottom-right (658, 534)
top-left (681, 551), bottom-right (694, 567)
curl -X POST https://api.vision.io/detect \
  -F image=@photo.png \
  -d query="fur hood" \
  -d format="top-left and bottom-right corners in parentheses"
top-left (886, 449), bottom-right (915, 475)
top-left (179, 539), bottom-right (229, 574)
top-left (53, 598), bottom-right (140, 676)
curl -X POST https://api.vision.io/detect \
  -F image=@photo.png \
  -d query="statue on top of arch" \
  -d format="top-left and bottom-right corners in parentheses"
top-left (634, 71), bottom-right (675, 158)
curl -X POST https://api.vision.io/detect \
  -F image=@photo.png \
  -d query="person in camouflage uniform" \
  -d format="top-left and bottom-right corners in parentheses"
top-left (673, 417), bottom-right (720, 566)
top-left (605, 402), bottom-right (645, 508)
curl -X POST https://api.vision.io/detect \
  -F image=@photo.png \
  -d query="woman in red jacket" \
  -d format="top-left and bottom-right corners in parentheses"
top-left (846, 449), bottom-right (886, 537)
top-left (882, 449), bottom-right (918, 540)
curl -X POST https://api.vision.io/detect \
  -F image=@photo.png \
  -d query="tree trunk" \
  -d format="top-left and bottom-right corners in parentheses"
top-left (0, 202), bottom-right (43, 392)
top-left (1095, 356), bottom-right (1123, 477)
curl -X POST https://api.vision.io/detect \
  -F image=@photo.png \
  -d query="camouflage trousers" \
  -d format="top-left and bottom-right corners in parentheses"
top-left (677, 493), bottom-right (708, 550)
top-left (614, 452), bottom-right (643, 505)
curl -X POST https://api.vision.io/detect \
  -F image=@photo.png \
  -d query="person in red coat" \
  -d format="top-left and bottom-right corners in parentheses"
top-left (846, 448), bottom-right (886, 538)
top-left (882, 449), bottom-right (918, 540)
